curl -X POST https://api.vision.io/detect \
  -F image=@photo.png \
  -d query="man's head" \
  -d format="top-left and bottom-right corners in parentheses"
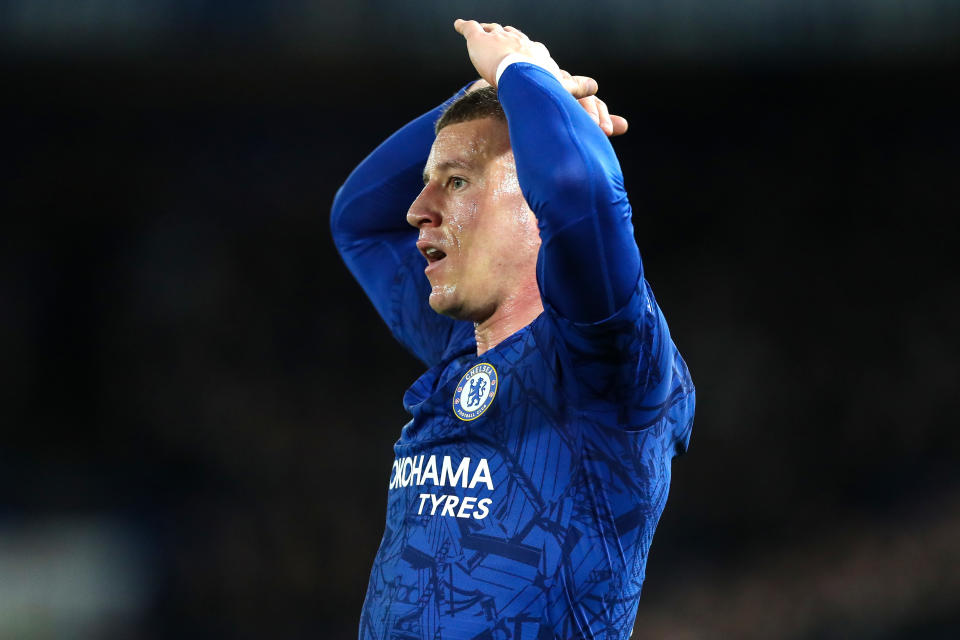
top-left (407, 88), bottom-right (542, 324)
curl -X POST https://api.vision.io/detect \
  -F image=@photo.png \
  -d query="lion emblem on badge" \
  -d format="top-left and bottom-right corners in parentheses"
top-left (465, 377), bottom-right (487, 410)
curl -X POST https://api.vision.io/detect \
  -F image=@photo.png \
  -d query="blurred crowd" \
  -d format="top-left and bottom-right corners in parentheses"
top-left (2, 3), bottom-right (958, 638)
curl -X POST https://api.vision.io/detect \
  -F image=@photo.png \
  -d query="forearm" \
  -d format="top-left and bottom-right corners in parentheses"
top-left (497, 63), bottom-right (641, 323)
top-left (330, 86), bottom-right (470, 240)
top-left (329, 85), bottom-right (472, 366)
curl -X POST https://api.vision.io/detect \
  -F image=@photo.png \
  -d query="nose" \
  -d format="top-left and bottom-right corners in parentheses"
top-left (406, 184), bottom-right (442, 229)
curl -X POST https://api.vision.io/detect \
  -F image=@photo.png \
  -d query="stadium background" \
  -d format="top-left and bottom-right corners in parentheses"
top-left (2, 1), bottom-right (958, 638)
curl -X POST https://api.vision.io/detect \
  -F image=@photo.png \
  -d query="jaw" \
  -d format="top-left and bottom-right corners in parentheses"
top-left (428, 280), bottom-right (499, 324)
top-left (428, 283), bottom-right (459, 316)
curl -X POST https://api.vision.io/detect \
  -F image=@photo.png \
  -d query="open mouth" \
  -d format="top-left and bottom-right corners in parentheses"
top-left (424, 247), bottom-right (447, 263)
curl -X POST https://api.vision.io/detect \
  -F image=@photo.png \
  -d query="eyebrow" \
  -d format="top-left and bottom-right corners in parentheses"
top-left (423, 159), bottom-right (473, 184)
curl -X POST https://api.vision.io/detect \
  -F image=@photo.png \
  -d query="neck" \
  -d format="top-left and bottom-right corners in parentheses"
top-left (473, 288), bottom-right (543, 355)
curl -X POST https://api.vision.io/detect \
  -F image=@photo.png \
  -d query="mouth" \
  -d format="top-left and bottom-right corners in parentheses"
top-left (424, 247), bottom-right (447, 263)
top-left (417, 240), bottom-right (448, 267)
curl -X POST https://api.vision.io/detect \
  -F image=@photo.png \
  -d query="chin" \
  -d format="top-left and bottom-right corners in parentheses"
top-left (428, 285), bottom-right (462, 317)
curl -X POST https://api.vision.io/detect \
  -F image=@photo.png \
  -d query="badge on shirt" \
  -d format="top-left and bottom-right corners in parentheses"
top-left (453, 363), bottom-right (498, 421)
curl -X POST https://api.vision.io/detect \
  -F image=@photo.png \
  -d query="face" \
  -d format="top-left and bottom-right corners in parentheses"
top-left (407, 117), bottom-right (542, 322)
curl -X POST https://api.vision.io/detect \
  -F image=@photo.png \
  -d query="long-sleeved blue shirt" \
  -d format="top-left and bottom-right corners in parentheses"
top-left (331, 62), bottom-right (695, 640)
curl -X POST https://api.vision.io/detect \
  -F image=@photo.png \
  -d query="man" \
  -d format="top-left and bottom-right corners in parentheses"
top-left (331, 19), bottom-right (695, 640)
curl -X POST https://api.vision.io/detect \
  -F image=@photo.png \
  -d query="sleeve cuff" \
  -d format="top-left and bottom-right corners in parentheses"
top-left (495, 53), bottom-right (561, 86)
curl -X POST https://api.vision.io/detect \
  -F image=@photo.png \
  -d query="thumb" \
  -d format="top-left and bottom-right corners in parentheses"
top-left (454, 18), bottom-right (483, 39)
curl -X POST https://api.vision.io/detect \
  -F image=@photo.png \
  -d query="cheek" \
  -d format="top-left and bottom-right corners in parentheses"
top-left (495, 182), bottom-right (541, 251)
top-left (493, 172), bottom-right (524, 217)
top-left (490, 168), bottom-right (538, 230)
top-left (446, 201), bottom-right (480, 255)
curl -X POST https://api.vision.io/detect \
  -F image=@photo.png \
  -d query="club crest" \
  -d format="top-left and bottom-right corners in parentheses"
top-left (453, 363), bottom-right (498, 421)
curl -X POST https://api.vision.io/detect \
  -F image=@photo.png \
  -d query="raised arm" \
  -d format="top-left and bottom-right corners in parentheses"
top-left (330, 89), bottom-right (469, 365)
top-left (453, 20), bottom-right (638, 323)
top-left (454, 20), bottom-right (686, 430)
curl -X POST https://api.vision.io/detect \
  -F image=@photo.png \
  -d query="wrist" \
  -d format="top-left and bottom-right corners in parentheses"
top-left (494, 53), bottom-right (561, 86)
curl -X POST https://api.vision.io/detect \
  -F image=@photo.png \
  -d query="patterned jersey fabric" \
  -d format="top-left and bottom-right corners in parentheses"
top-left (332, 62), bottom-right (695, 640)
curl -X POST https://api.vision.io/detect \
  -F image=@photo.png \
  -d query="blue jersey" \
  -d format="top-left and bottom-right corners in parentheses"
top-left (331, 63), bottom-right (695, 640)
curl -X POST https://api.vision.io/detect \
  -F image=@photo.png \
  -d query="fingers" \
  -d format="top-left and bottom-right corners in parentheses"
top-left (578, 96), bottom-right (601, 127)
top-left (579, 96), bottom-right (612, 135)
top-left (578, 96), bottom-right (629, 137)
top-left (559, 68), bottom-right (598, 99)
top-left (561, 74), bottom-right (598, 99)
top-left (454, 19), bottom-right (628, 135)
top-left (595, 97), bottom-right (613, 136)
top-left (610, 115), bottom-right (629, 136)
top-left (454, 19), bottom-right (483, 38)
top-left (456, 19), bottom-right (522, 38)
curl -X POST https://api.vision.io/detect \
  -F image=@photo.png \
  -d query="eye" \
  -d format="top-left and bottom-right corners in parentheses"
top-left (448, 176), bottom-right (467, 190)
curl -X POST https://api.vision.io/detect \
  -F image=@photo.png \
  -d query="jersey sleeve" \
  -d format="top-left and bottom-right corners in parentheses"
top-left (330, 87), bottom-right (470, 366)
top-left (497, 63), bottom-right (693, 434)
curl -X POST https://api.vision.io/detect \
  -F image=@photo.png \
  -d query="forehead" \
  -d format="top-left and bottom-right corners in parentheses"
top-left (425, 118), bottom-right (511, 177)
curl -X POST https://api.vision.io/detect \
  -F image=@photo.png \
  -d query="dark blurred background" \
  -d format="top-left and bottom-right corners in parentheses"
top-left (2, 1), bottom-right (958, 638)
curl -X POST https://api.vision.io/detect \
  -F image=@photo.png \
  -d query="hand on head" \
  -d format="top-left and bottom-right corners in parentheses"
top-left (455, 19), bottom-right (627, 137)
